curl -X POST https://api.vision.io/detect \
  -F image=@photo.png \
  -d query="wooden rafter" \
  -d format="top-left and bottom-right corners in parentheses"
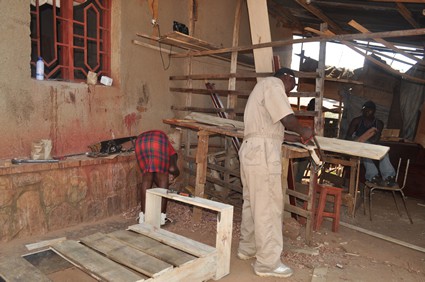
top-left (368, 0), bottom-right (425, 3)
top-left (170, 27), bottom-right (425, 59)
top-left (294, 0), bottom-right (346, 34)
top-left (396, 2), bottom-right (421, 28)
top-left (351, 41), bottom-right (415, 66)
top-left (348, 20), bottom-right (424, 65)
top-left (268, 0), bottom-right (304, 32)
top-left (305, 27), bottom-right (425, 84)
top-left (311, 1), bottom-right (398, 11)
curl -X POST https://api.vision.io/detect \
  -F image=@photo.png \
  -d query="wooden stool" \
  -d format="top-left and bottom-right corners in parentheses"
top-left (314, 184), bottom-right (342, 232)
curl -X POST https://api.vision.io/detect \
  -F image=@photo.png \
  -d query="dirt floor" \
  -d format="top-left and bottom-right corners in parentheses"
top-left (0, 189), bottom-right (424, 282)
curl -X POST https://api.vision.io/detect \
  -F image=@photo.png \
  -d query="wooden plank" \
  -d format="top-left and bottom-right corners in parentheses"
top-left (170, 27), bottom-right (425, 59)
top-left (348, 20), bottom-right (423, 65)
top-left (194, 131), bottom-right (211, 222)
top-left (108, 230), bottom-right (196, 267)
top-left (170, 87), bottom-right (250, 96)
top-left (80, 233), bottom-right (172, 278)
top-left (0, 256), bottom-right (51, 282)
top-left (247, 0), bottom-right (274, 74)
top-left (51, 240), bottom-right (144, 282)
top-left (295, 0), bottom-right (345, 34)
top-left (145, 188), bottom-right (163, 228)
top-left (214, 207), bottom-right (233, 280)
top-left (152, 31), bottom-right (254, 67)
top-left (339, 221), bottom-right (425, 253)
top-left (128, 223), bottom-right (216, 258)
top-left (227, 0), bottom-right (243, 119)
top-left (163, 119), bottom-right (244, 139)
top-left (171, 106), bottom-right (238, 114)
top-left (145, 255), bottom-right (216, 282)
top-left (169, 73), bottom-right (268, 80)
top-left (287, 188), bottom-right (309, 201)
top-left (184, 167), bottom-right (243, 193)
top-left (305, 169), bottom-right (316, 245)
top-left (25, 237), bottom-right (66, 251)
top-left (284, 203), bottom-right (311, 219)
top-left (185, 112), bottom-right (244, 130)
top-left (169, 72), bottom-right (316, 81)
top-left (188, 0), bottom-right (196, 36)
top-left (315, 136), bottom-right (389, 160)
top-left (306, 27), bottom-right (425, 85)
top-left (148, 188), bottom-right (233, 212)
top-left (369, 0), bottom-right (425, 3)
top-left (315, 23), bottom-right (327, 136)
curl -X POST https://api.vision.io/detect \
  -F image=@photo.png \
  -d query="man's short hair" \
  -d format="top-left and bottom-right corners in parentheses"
top-left (274, 67), bottom-right (295, 78)
top-left (362, 100), bottom-right (376, 110)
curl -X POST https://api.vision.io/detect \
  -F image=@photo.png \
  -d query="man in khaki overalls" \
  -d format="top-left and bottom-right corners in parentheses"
top-left (237, 68), bottom-right (313, 278)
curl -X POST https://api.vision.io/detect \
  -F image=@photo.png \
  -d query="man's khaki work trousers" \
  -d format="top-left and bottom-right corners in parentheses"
top-left (237, 136), bottom-right (284, 272)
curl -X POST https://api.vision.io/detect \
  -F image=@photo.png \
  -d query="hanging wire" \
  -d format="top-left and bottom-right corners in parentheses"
top-left (155, 23), bottom-right (173, 70)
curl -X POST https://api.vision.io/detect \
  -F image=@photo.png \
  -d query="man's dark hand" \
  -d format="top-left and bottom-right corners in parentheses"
top-left (300, 127), bottom-right (314, 144)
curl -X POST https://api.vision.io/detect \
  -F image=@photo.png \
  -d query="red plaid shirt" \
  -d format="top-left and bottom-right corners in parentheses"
top-left (135, 130), bottom-right (176, 173)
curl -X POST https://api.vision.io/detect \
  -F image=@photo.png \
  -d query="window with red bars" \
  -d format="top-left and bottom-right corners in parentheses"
top-left (30, 0), bottom-right (111, 81)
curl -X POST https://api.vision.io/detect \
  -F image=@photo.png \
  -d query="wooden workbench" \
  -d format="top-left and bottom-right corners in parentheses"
top-left (163, 118), bottom-right (317, 243)
top-left (164, 118), bottom-right (242, 222)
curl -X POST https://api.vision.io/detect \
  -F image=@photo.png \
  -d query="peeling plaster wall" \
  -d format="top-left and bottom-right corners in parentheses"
top-left (0, 1), bottom-right (291, 159)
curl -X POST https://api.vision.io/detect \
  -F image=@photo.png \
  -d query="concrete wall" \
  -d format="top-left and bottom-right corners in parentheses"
top-left (0, 155), bottom-right (140, 242)
top-left (0, 1), bottom-right (291, 159)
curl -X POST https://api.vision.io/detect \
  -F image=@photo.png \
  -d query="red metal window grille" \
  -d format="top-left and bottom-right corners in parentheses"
top-left (30, 0), bottom-right (111, 81)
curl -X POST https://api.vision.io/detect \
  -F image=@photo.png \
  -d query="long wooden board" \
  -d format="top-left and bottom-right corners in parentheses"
top-left (185, 112), bottom-right (244, 130)
top-left (128, 223), bottom-right (216, 258)
top-left (80, 233), bottom-right (173, 278)
top-left (246, 0), bottom-right (274, 74)
top-left (0, 256), bottom-right (51, 282)
top-left (108, 230), bottom-right (196, 266)
top-left (315, 136), bottom-right (389, 160)
top-left (51, 240), bottom-right (144, 282)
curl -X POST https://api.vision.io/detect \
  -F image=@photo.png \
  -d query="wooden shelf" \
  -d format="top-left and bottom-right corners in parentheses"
top-left (137, 31), bottom-right (255, 68)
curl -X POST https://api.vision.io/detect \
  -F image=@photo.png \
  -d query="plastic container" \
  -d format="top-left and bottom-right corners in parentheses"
top-left (36, 57), bottom-right (44, 80)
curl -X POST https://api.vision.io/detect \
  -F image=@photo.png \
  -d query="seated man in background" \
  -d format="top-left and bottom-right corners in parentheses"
top-left (135, 130), bottom-right (180, 225)
top-left (345, 100), bottom-right (396, 186)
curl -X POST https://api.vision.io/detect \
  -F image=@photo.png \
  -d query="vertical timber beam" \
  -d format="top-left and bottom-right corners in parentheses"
top-left (193, 130), bottom-right (212, 222)
top-left (227, 0), bottom-right (243, 119)
top-left (247, 0), bottom-right (274, 77)
top-left (315, 23), bottom-right (327, 137)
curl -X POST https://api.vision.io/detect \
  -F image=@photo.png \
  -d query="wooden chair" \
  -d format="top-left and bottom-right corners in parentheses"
top-left (313, 183), bottom-right (343, 232)
top-left (363, 158), bottom-right (413, 224)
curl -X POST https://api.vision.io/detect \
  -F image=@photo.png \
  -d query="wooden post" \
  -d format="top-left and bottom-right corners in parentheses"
top-left (351, 157), bottom-right (361, 217)
top-left (145, 189), bottom-right (162, 228)
top-left (281, 145), bottom-right (313, 245)
top-left (193, 130), bottom-right (211, 222)
top-left (215, 206), bottom-right (233, 280)
top-left (305, 167), bottom-right (315, 245)
top-left (188, 0), bottom-right (197, 36)
top-left (227, 0), bottom-right (243, 119)
top-left (315, 23), bottom-right (327, 137)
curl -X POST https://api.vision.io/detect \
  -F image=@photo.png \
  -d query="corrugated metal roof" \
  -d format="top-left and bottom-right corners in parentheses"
top-left (268, 0), bottom-right (425, 56)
